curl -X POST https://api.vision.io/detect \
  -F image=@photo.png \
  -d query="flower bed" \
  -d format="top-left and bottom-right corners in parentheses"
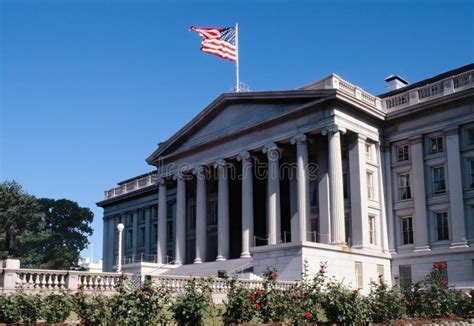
top-left (0, 263), bottom-right (472, 325)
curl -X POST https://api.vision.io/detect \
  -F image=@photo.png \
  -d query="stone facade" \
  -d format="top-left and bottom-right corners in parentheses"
top-left (97, 64), bottom-right (474, 292)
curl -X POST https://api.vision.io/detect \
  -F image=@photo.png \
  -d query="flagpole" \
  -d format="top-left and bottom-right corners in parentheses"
top-left (235, 22), bottom-right (240, 93)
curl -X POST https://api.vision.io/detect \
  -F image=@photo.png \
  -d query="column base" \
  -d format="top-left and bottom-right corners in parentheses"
top-left (449, 241), bottom-right (469, 249)
top-left (174, 260), bottom-right (182, 266)
top-left (413, 245), bottom-right (431, 252)
top-left (240, 252), bottom-right (251, 258)
top-left (216, 256), bottom-right (227, 262)
top-left (194, 258), bottom-right (203, 264)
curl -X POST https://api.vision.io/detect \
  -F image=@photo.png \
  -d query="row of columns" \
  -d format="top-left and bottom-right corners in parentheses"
top-left (155, 126), bottom-right (358, 264)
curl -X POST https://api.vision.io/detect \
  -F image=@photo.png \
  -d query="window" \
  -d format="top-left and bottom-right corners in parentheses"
top-left (151, 205), bottom-right (158, 219)
top-left (365, 144), bottom-right (372, 161)
top-left (139, 226), bottom-right (145, 246)
top-left (310, 181), bottom-right (318, 207)
top-left (189, 204), bottom-right (196, 230)
top-left (367, 172), bottom-right (374, 199)
top-left (208, 201), bottom-right (218, 226)
top-left (398, 173), bottom-right (411, 200)
top-left (470, 160), bottom-right (474, 188)
top-left (433, 262), bottom-right (448, 281)
top-left (355, 262), bottom-right (363, 289)
top-left (151, 223), bottom-right (157, 245)
top-left (127, 229), bottom-right (133, 249)
top-left (435, 212), bottom-right (449, 241)
top-left (127, 213), bottom-right (133, 226)
top-left (467, 128), bottom-right (474, 145)
top-left (397, 145), bottom-right (409, 162)
top-left (368, 215), bottom-right (376, 245)
top-left (377, 264), bottom-right (384, 277)
top-left (430, 136), bottom-right (444, 154)
top-left (432, 166), bottom-right (446, 194)
top-left (399, 265), bottom-right (412, 287)
top-left (345, 214), bottom-right (351, 245)
top-left (343, 172), bottom-right (349, 199)
top-left (401, 216), bottom-right (414, 245)
top-left (166, 221), bottom-right (173, 241)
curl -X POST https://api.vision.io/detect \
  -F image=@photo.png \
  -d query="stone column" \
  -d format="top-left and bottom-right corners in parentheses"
top-left (291, 134), bottom-right (310, 242)
top-left (194, 166), bottom-right (207, 263)
top-left (445, 126), bottom-right (468, 248)
top-left (132, 210), bottom-right (138, 261)
top-left (144, 208), bottom-right (151, 257)
top-left (382, 144), bottom-right (397, 254)
top-left (410, 136), bottom-right (430, 252)
top-left (263, 143), bottom-right (281, 245)
top-left (349, 134), bottom-right (368, 248)
top-left (324, 126), bottom-right (346, 245)
top-left (316, 139), bottom-right (331, 244)
top-left (237, 151), bottom-right (253, 258)
top-left (215, 160), bottom-right (230, 261)
top-left (174, 174), bottom-right (187, 264)
top-left (157, 178), bottom-right (168, 264)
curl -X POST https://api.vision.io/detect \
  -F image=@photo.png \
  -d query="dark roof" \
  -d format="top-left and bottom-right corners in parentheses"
top-left (378, 63), bottom-right (474, 98)
top-left (384, 75), bottom-right (408, 84)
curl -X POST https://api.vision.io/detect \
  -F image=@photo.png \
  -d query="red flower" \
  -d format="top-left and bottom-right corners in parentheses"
top-left (271, 273), bottom-right (278, 279)
top-left (441, 280), bottom-right (448, 286)
top-left (255, 303), bottom-right (261, 311)
top-left (440, 262), bottom-right (447, 268)
top-left (292, 293), bottom-right (298, 299)
top-left (372, 305), bottom-right (379, 312)
top-left (256, 290), bottom-right (263, 296)
top-left (249, 293), bottom-right (255, 302)
top-left (433, 263), bottom-right (440, 268)
top-left (304, 312), bottom-right (312, 319)
top-left (412, 300), bottom-right (416, 304)
top-left (352, 289), bottom-right (359, 294)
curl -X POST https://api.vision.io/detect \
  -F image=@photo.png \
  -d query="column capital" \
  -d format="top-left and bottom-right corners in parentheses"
top-left (237, 151), bottom-right (252, 162)
top-left (262, 143), bottom-right (282, 160)
top-left (443, 125), bottom-right (459, 136)
top-left (158, 177), bottom-right (167, 186)
top-left (213, 159), bottom-right (227, 168)
top-left (290, 133), bottom-right (308, 145)
top-left (321, 124), bottom-right (346, 136)
top-left (172, 172), bottom-right (188, 181)
top-left (193, 165), bottom-right (208, 178)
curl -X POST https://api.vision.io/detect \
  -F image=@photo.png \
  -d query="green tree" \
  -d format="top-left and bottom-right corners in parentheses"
top-left (37, 198), bottom-right (93, 269)
top-left (0, 180), bottom-right (46, 266)
top-left (0, 180), bottom-right (93, 269)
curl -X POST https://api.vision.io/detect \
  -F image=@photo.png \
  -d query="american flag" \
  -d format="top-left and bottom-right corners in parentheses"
top-left (190, 26), bottom-right (237, 62)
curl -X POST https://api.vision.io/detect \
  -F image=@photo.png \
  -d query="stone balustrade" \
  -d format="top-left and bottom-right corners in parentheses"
top-left (104, 173), bottom-right (156, 199)
top-left (383, 69), bottom-right (474, 112)
top-left (0, 263), bottom-right (125, 295)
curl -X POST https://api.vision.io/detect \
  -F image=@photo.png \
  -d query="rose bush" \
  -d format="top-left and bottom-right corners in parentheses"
top-left (367, 275), bottom-right (405, 323)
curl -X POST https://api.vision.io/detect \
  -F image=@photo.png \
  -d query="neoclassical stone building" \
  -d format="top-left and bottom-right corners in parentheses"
top-left (97, 64), bottom-right (474, 290)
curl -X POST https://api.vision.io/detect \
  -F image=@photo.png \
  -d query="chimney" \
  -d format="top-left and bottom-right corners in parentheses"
top-left (385, 75), bottom-right (408, 92)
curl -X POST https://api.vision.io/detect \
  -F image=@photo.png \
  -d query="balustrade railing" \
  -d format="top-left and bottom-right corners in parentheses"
top-left (104, 174), bottom-right (157, 200)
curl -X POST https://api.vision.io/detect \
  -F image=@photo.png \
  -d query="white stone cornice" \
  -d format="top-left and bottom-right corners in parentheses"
top-left (290, 133), bottom-right (308, 145)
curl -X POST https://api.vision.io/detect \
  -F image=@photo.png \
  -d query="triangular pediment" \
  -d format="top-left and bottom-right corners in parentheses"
top-left (147, 90), bottom-right (332, 163)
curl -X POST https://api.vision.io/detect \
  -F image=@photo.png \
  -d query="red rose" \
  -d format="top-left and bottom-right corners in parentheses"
top-left (292, 293), bottom-right (298, 299)
top-left (255, 303), bottom-right (261, 311)
top-left (256, 290), bottom-right (263, 296)
top-left (249, 293), bottom-right (255, 302)
top-left (433, 263), bottom-right (440, 268)
top-left (352, 289), bottom-right (359, 294)
top-left (305, 312), bottom-right (312, 319)
top-left (440, 262), bottom-right (447, 268)
top-left (441, 280), bottom-right (448, 286)
top-left (271, 273), bottom-right (278, 279)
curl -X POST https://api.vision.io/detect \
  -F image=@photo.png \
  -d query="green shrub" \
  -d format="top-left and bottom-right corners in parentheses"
top-left (41, 292), bottom-right (72, 324)
top-left (0, 294), bottom-right (19, 323)
top-left (453, 289), bottom-right (474, 318)
top-left (222, 277), bottom-right (256, 325)
top-left (10, 291), bottom-right (42, 324)
top-left (72, 291), bottom-right (111, 325)
top-left (322, 279), bottom-right (370, 324)
top-left (171, 278), bottom-right (213, 326)
top-left (367, 275), bottom-right (405, 323)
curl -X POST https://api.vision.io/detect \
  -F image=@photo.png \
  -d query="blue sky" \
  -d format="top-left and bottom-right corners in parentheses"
top-left (1, 0), bottom-right (473, 261)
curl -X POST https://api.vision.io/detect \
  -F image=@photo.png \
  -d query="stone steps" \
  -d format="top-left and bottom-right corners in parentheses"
top-left (161, 257), bottom-right (253, 277)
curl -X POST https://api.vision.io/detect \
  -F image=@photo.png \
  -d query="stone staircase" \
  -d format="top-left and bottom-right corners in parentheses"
top-left (160, 257), bottom-right (254, 278)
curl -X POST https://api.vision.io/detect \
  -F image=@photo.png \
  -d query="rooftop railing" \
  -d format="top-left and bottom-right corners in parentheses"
top-left (104, 174), bottom-right (157, 199)
top-left (382, 69), bottom-right (474, 112)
